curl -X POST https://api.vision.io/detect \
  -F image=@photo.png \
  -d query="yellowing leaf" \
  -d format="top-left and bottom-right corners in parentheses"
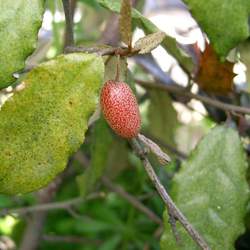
top-left (134, 32), bottom-right (166, 54)
top-left (119, 0), bottom-right (132, 47)
top-left (0, 0), bottom-right (45, 89)
top-left (0, 53), bottom-right (104, 195)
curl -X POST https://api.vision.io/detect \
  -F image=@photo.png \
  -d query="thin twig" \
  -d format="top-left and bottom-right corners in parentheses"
top-left (168, 212), bottom-right (181, 245)
top-left (43, 235), bottom-right (102, 245)
top-left (65, 45), bottom-right (138, 57)
top-left (130, 138), bottom-right (211, 250)
top-left (19, 174), bottom-right (65, 250)
top-left (62, 0), bottom-right (74, 48)
top-left (0, 193), bottom-right (102, 217)
top-left (65, 45), bottom-right (250, 116)
top-left (137, 79), bottom-right (250, 115)
top-left (73, 151), bottom-right (162, 225)
top-left (115, 54), bottom-right (121, 81)
top-left (102, 176), bottom-right (162, 225)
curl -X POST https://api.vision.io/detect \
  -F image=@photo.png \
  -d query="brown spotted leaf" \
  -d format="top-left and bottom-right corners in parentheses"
top-left (119, 0), bottom-right (132, 47)
top-left (134, 32), bottom-right (166, 54)
top-left (195, 44), bottom-right (235, 94)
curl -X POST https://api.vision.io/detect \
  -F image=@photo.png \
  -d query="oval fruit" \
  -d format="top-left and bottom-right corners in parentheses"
top-left (100, 80), bottom-right (141, 138)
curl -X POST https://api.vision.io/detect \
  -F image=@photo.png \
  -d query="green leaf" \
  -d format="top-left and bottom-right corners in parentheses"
top-left (77, 118), bottom-right (113, 196)
top-left (161, 126), bottom-right (249, 250)
top-left (79, 0), bottom-right (100, 9)
top-left (0, 53), bottom-right (104, 195)
top-left (105, 138), bottom-right (129, 179)
top-left (0, 0), bottom-right (45, 89)
top-left (99, 235), bottom-right (122, 250)
top-left (104, 55), bottom-right (136, 93)
top-left (183, 0), bottom-right (250, 57)
top-left (98, 0), bottom-right (194, 73)
top-left (147, 90), bottom-right (178, 148)
top-left (134, 32), bottom-right (166, 54)
top-left (104, 56), bottom-right (127, 82)
top-left (119, 0), bottom-right (132, 47)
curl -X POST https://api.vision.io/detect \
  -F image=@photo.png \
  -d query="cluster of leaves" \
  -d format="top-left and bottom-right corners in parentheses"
top-left (0, 0), bottom-right (250, 250)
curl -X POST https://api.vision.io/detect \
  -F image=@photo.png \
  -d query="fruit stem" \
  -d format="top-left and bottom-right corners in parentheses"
top-left (115, 54), bottom-right (121, 81)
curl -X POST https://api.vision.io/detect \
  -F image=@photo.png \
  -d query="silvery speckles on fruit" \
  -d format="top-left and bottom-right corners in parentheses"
top-left (100, 80), bottom-right (141, 139)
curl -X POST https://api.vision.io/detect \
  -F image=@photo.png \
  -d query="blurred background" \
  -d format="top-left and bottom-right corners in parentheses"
top-left (0, 0), bottom-right (249, 249)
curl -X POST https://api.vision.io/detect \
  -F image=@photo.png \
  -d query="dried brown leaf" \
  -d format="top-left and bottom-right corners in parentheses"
top-left (195, 43), bottom-right (235, 94)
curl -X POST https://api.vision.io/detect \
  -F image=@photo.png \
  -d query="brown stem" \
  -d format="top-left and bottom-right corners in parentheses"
top-left (1, 193), bottom-right (102, 216)
top-left (64, 45), bottom-right (138, 57)
top-left (115, 54), bottom-right (121, 81)
top-left (130, 138), bottom-right (211, 250)
top-left (137, 80), bottom-right (250, 115)
top-left (19, 177), bottom-right (63, 250)
top-left (102, 176), bottom-right (162, 225)
top-left (42, 235), bottom-right (102, 245)
top-left (62, 0), bottom-right (75, 49)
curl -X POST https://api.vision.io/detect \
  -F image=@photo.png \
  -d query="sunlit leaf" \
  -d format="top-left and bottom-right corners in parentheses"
top-left (0, 53), bottom-right (104, 194)
top-left (0, 0), bottom-right (45, 89)
top-left (183, 0), bottom-right (250, 57)
top-left (161, 126), bottom-right (249, 250)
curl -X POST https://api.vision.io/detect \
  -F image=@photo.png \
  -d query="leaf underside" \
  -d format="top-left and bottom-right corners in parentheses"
top-left (119, 0), bottom-right (132, 46)
top-left (134, 32), bottom-right (166, 54)
top-left (98, 0), bottom-right (194, 72)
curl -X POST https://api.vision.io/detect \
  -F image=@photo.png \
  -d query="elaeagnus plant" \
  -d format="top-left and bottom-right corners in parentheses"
top-left (0, 1), bottom-right (249, 250)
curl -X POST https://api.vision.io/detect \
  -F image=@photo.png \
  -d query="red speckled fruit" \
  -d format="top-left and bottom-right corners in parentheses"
top-left (100, 80), bottom-right (141, 139)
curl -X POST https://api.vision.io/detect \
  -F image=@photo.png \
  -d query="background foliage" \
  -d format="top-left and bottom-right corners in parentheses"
top-left (0, 0), bottom-right (250, 250)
